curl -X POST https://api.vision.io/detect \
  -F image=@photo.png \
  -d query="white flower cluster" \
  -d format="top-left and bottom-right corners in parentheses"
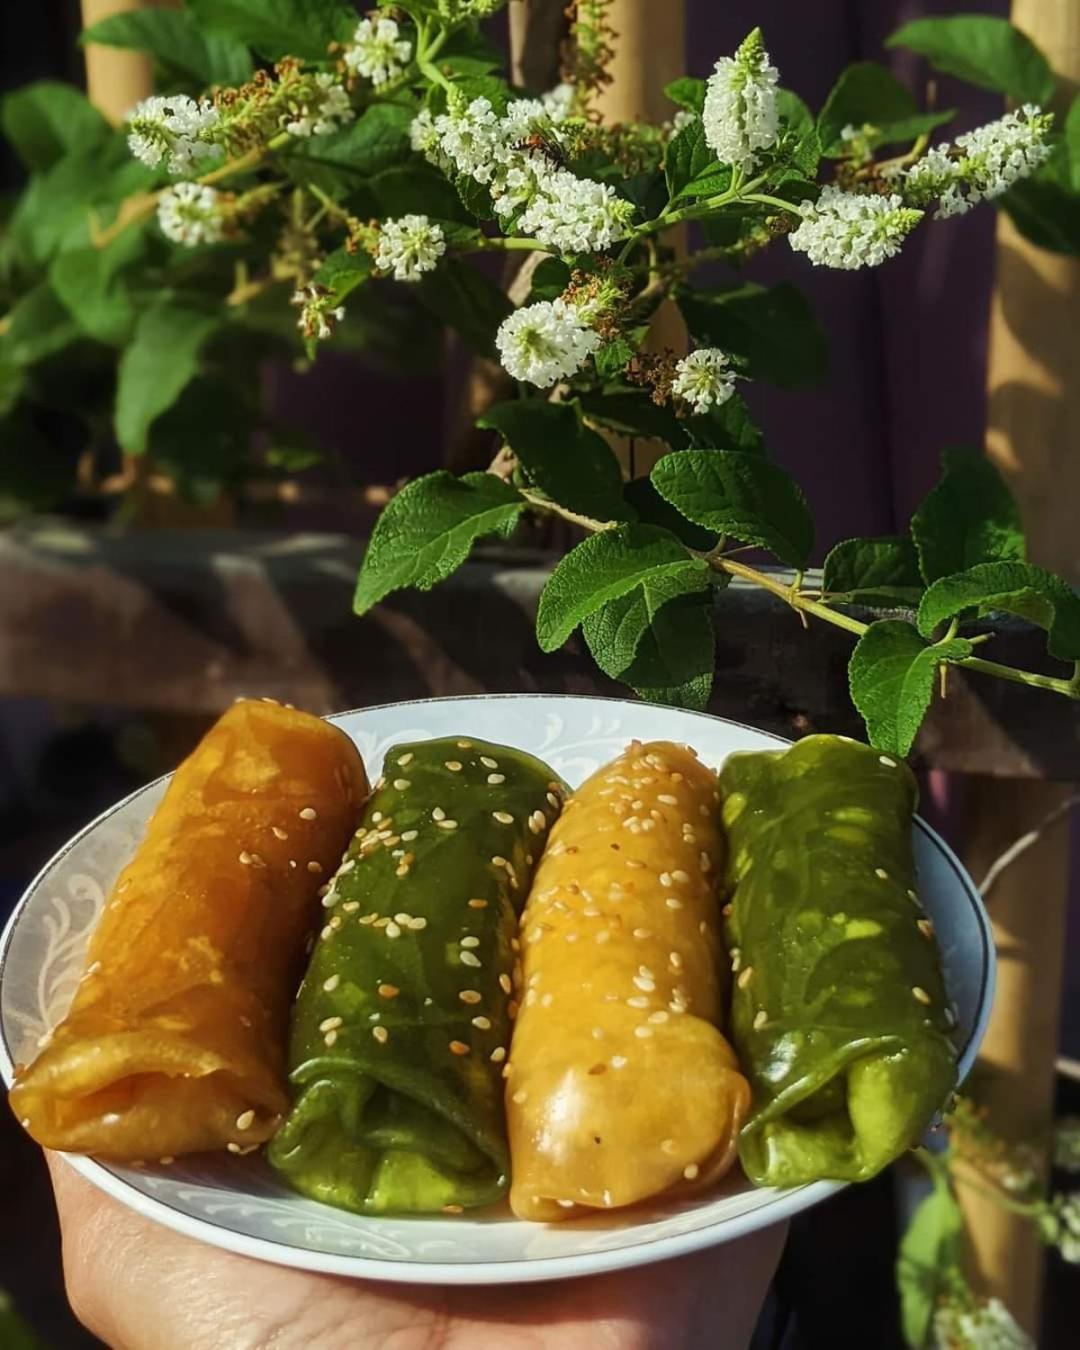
top-left (157, 182), bottom-right (225, 247)
top-left (495, 298), bottom-right (601, 388)
top-left (932, 1297), bottom-right (1033, 1350)
top-left (412, 93), bottom-right (634, 255)
top-left (1055, 1118), bottom-right (1080, 1172)
top-left (672, 349), bottom-right (736, 414)
top-left (1050, 1192), bottom-right (1080, 1263)
top-left (702, 28), bottom-right (779, 174)
top-left (374, 214), bottom-right (446, 282)
top-left (127, 94), bottom-right (220, 175)
top-left (283, 73), bottom-right (354, 138)
top-left (788, 185), bottom-right (922, 269)
top-left (343, 17), bottom-right (412, 87)
top-left (291, 284), bottom-right (345, 342)
top-left (903, 105), bottom-right (1052, 219)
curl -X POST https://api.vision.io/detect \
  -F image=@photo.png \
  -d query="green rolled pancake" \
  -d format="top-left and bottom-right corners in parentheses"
top-left (719, 735), bottom-right (957, 1187)
top-left (268, 736), bottom-right (563, 1214)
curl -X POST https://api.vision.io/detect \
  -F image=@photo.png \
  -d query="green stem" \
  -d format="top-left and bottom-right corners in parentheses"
top-left (742, 192), bottom-right (802, 214)
top-left (474, 236), bottom-right (550, 253)
top-left (950, 1168), bottom-right (1049, 1218)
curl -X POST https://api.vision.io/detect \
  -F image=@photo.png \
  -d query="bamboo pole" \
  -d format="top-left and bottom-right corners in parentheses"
top-left (957, 0), bottom-right (1080, 1334)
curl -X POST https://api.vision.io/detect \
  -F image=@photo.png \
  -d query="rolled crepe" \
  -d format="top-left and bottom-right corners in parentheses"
top-left (268, 737), bottom-right (563, 1215)
top-left (720, 735), bottom-right (957, 1187)
top-left (507, 740), bottom-right (750, 1221)
top-left (10, 700), bottom-right (368, 1160)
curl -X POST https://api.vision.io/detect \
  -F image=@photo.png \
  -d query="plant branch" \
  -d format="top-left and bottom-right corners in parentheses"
top-left (519, 488), bottom-right (618, 533)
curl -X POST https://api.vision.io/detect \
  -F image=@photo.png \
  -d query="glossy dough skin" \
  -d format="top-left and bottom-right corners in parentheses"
top-left (720, 736), bottom-right (957, 1187)
top-left (10, 701), bottom-right (368, 1160)
top-left (507, 740), bottom-right (750, 1221)
top-left (268, 737), bottom-right (563, 1215)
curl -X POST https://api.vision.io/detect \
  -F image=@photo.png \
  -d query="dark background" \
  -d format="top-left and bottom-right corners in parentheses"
top-left (2, 2), bottom-right (1078, 1346)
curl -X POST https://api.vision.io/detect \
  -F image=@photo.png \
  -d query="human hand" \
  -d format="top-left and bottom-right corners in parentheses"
top-left (48, 1154), bottom-right (785, 1350)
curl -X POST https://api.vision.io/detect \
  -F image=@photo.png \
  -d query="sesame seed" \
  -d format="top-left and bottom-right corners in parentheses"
top-left (394, 912), bottom-right (412, 924)
top-left (547, 792), bottom-right (560, 809)
top-left (373, 916), bottom-right (390, 928)
top-left (323, 974), bottom-right (341, 992)
top-left (491, 1046), bottom-right (507, 1062)
top-left (397, 752), bottom-right (414, 766)
top-left (880, 755), bottom-right (898, 768)
top-left (320, 925), bottom-right (333, 940)
top-left (385, 921), bottom-right (402, 938)
top-left (659, 871), bottom-right (672, 887)
top-left (401, 830), bottom-right (419, 842)
top-left (299, 807), bottom-right (317, 820)
top-left (648, 1010), bottom-right (669, 1024)
top-left (408, 916), bottom-right (428, 930)
top-left (492, 811), bottom-right (514, 824)
top-left (480, 756), bottom-right (499, 769)
top-left (634, 1026), bottom-right (653, 1040)
top-left (324, 1030), bottom-right (338, 1047)
top-left (226, 1143), bottom-right (243, 1155)
top-left (918, 918), bottom-right (935, 939)
top-left (499, 973), bottom-right (513, 994)
top-left (271, 826), bottom-right (288, 841)
top-left (458, 740), bottom-right (472, 749)
top-left (382, 835), bottom-right (401, 848)
top-left (907, 888), bottom-right (920, 904)
top-left (307, 860), bottom-right (323, 875)
top-left (491, 855), bottom-right (507, 868)
top-left (488, 773), bottom-right (505, 785)
top-left (626, 858), bottom-right (645, 869)
top-left (319, 1016), bottom-right (343, 1032)
top-left (525, 989), bottom-right (537, 1007)
top-left (372, 812), bottom-right (383, 824)
top-left (236, 1110), bottom-right (255, 1131)
top-left (460, 951), bottom-right (481, 968)
top-left (372, 1025), bottom-right (390, 1044)
top-left (671, 869), bottom-right (690, 884)
top-left (912, 986), bottom-right (931, 1005)
top-left (449, 1039), bottom-right (471, 1056)
top-left (874, 867), bottom-right (889, 880)
top-left (461, 936), bottom-right (480, 949)
top-left (721, 903), bottom-right (734, 918)
top-left (459, 990), bottom-right (483, 1006)
top-left (737, 966), bottom-right (753, 989)
top-left (596, 930), bottom-right (611, 944)
top-left (753, 1010), bottom-right (768, 1030)
top-left (472, 1015), bottom-right (492, 1030)
top-left (436, 818), bottom-right (459, 830)
top-left (700, 852), bottom-right (712, 872)
top-left (627, 996), bottom-right (650, 1009)
top-left (468, 898), bottom-right (489, 909)
top-left (395, 865), bottom-right (409, 878)
top-left (632, 799), bottom-right (644, 810)
top-left (660, 1139), bottom-right (676, 1154)
top-left (611, 1055), bottom-right (628, 1069)
top-left (665, 897), bottom-right (683, 910)
top-left (442, 1204), bottom-right (464, 1215)
top-left (378, 984), bottom-right (400, 999)
top-left (658, 794), bottom-right (678, 806)
top-left (633, 975), bottom-right (656, 992)
top-left (445, 761), bottom-right (463, 771)
top-left (540, 992), bottom-right (554, 1008)
top-left (393, 779), bottom-right (411, 790)
top-left (508, 1089), bottom-right (528, 1107)
top-left (683, 1163), bottom-right (700, 1181)
top-left (239, 851), bottom-right (253, 866)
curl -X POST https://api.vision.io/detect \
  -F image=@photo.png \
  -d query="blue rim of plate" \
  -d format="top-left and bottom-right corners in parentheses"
top-left (0, 694), bottom-right (996, 1283)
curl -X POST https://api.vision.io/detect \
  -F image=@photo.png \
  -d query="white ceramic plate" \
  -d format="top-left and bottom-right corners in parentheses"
top-left (0, 695), bottom-right (993, 1285)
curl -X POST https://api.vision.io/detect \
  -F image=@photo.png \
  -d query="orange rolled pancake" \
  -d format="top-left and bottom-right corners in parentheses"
top-left (10, 700), bottom-right (368, 1160)
top-left (507, 740), bottom-right (750, 1221)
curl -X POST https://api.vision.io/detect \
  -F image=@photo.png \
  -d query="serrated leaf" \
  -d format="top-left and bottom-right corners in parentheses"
top-left (888, 15), bottom-right (1055, 105)
top-left (417, 259), bottom-right (512, 359)
top-left (186, 0), bottom-right (357, 63)
top-left (685, 391), bottom-right (765, 453)
top-left (585, 588), bottom-right (715, 711)
top-left (536, 524), bottom-right (706, 653)
top-left (677, 281), bottom-right (826, 389)
top-left (0, 82), bottom-right (109, 173)
top-left (896, 1171), bottom-right (963, 1350)
top-left (849, 619), bottom-right (972, 756)
top-left (676, 165), bottom-right (734, 200)
top-left (479, 400), bottom-right (630, 523)
top-left (593, 337), bottom-right (636, 380)
top-left (665, 77), bottom-right (706, 114)
top-left (911, 448), bottom-right (1024, 583)
top-left (528, 257), bottom-right (572, 302)
top-left (582, 568), bottom-right (711, 678)
top-left (148, 375), bottom-right (253, 504)
top-left (115, 300), bottom-right (218, 454)
top-left (370, 164), bottom-right (473, 224)
top-left (623, 477), bottom-right (716, 551)
top-left (80, 8), bottom-right (252, 87)
top-left (312, 247), bottom-right (374, 305)
top-left (283, 104), bottom-right (413, 179)
top-left (917, 561), bottom-right (1080, 660)
top-left (665, 119), bottom-right (718, 198)
top-left (48, 230), bottom-right (148, 347)
top-left (354, 471), bottom-right (525, 614)
top-left (651, 450), bottom-right (814, 568)
top-left (775, 89), bottom-right (821, 178)
top-left (817, 62), bottom-right (952, 156)
top-left (578, 389), bottom-right (683, 445)
top-left (823, 535), bottom-right (924, 608)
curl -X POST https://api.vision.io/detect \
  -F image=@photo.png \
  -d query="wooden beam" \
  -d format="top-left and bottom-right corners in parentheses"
top-left (957, 0), bottom-right (1080, 1333)
top-left (80, 0), bottom-right (178, 124)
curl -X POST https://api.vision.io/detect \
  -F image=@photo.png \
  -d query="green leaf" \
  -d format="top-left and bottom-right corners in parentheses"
top-left (665, 77), bottom-right (706, 114)
top-left (849, 620), bottom-right (972, 756)
top-left (48, 230), bottom-right (148, 347)
top-left (823, 535), bottom-right (924, 608)
top-left (528, 257), bottom-right (572, 302)
top-left (887, 15), bottom-right (1055, 106)
top-left (81, 8), bottom-right (253, 87)
top-left (115, 300), bottom-right (219, 454)
top-left (354, 471), bottom-right (526, 614)
top-left (1002, 107), bottom-right (1080, 255)
top-left (480, 400), bottom-right (630, 522)
top-left (911, 447), bottom-right (1024, 584)
top-left (776, 89), bottom-right (821, 177)
top-left (665, 118), bottom-right (721, 198)
top-left (2, 284), bottom-right (81, 368)
top-left (283, 104), bottom-right (413, 179)
top-left (677, 281), bottom-right (826, 389)
top-left (579, 389), bottom-right (683, 446)
top-left (917, 561), bottom-right (1080, 660)
top-left (896, 1171), bottom-right (963, 1350)
top-left (593, 336), bottom-right (637, 380)
top-left (651, 449), bottom-right (814, 568)
top-left (535, 524), bottom-right (707, 653)
top-left (623, 477), bottom-right (716, 551)
top-left (312, 247), bottom-right (374, 306)
top-left (370, 164), bottom-right (474, 224)
top-left (817, 62), bottom-right (953, 155)
top-left (0, 82), bottom-right (110, 173)
top-left (685, 391), bottom-right (765, 453)
top-left (585, 588), bottom-right (715, 711)
top-left (417, 259), bottom-right (512, 359)
top-left (186, 0), bottom-right (357, 63)
top-left (148, 375), bottom-right (253, 504)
